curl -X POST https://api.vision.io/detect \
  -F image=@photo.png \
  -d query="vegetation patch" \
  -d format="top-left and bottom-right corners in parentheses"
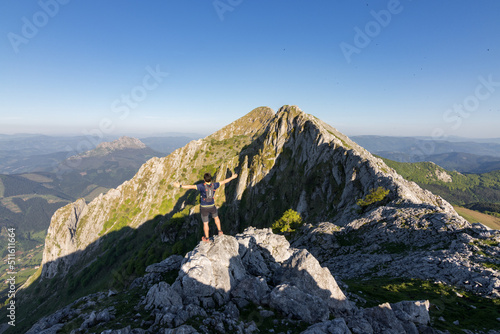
top-left (357, 186), bottom-right (390, 207)
top-left (482, 262), bottom-right (500, 271)
top-left (271, 209), bottom-right (303, 234)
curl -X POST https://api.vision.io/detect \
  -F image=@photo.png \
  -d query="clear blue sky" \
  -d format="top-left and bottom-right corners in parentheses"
top-left (1, 0), bottom-right (499, 138)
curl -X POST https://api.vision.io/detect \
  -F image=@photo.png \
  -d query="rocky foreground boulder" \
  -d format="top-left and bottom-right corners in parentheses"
top-left (27, 228), bottom-right (437, 334)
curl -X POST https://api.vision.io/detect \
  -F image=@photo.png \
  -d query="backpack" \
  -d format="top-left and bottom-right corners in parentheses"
top-left (203, 183), bottom-right (215, 202)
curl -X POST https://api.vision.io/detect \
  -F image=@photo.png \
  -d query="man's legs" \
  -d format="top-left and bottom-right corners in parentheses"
top-left (201, 207), bottom-right (210, 242)
top-left (200, 206), bottom-right (222, 242)
top-left (203, 222), bottom-right (210, 239)
top-left (214, 216), bottom-right (223, 235)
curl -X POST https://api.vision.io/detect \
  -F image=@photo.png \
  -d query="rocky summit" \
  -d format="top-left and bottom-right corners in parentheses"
top-left (69, 136), bottom-right (148, 159)
top-left (26, 228), bottom-right (435, 334)
top-left (13, 105), bottom-right (500, 334)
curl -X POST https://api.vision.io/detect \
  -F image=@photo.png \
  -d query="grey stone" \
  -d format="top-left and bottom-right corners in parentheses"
top-left (232, 297), bottom-right (250, 309)
top-left (178, 235), bottom-right (246, 299)
top-left (236, 227), bottom-right (292, 263)
top-left (36, 324), bottom-right (65, 334)
top-left (391, 300), bottom-right (430, 325)
top-left (160, 312), bottom-right (176, 327)
top-left (345, 312), bottom-right (373, 334)
top-left (224, 301), bottom-right (240, 320)
top-left (244, 321), bottom-right (259, 334)
top-left (200, 296), bottom-right (215, 309)
top-left (100, 326), bottom-right (147, 334)
top-left (25, 303), bottom-right (79, 334)
top-left (327, 318), bottom-right (352, 334)
top-left (237, 232), bottom-right (272, 277)
top-left (270, 284), bottom-right (329, 323)
top-left (146, 254), bottom-right (184, 273)
top-left (214, 321), bottom-right (225, 333)
top-left (259, 309), bottom-right (274, 318)
top-left (185, 303), bottom-right (207, 318)
top-left (275, 248), bottom-right (351, 313)
top-left (163, 325), bottom-right (199, 334)
top-left (29, 227), bottom-right (443, 334)
top-left (96, 308), bottom-right (111, 323)
top-left (231, 276), bottom-right (270, 304)
top-left (213, 290), bottom-right (228, 307)
top-left (400, 321), bottom-right (419, 334)
top-left (173, 308), bottom-right (190, 327)
top-left (84, 311), bottom-right (97, 328)
top-left (144, 281), bottom-right (182, 310)
top-left (302, 318), bottom-right (353, 334)
top-left (363, 303), bottom-right (406, 334)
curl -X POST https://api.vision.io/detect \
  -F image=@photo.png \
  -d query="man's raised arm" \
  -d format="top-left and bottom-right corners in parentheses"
top-left (219, 173), bottom-right (238, 186)
top-left (172, 181), bottom-right (197, 190)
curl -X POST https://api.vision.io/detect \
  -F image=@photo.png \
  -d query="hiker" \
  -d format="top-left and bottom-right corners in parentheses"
top-left (173, 172), bottom-right (238, 242)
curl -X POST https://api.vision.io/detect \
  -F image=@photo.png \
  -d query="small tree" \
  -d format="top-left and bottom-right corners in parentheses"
top-left (272, 209), bottom-right (303, 233)
top-left (357, 186), bottom-right (390, 207)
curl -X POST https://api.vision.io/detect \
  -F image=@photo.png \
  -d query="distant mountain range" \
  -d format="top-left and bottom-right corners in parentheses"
top-left (351, 135), bottom-right (500, 173)
top-left (0, 134), bottom-right (200, 174)
top-left (0, 136), bottom-right (184, 229)
top-left (413, 135), bottom-right (500, 145)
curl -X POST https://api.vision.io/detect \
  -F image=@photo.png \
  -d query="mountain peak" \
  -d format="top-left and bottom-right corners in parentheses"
top-left (209, 106), bottom-right (275, 141)
top-left (70, 136), bottom-right (147, 159)
top-left (97, 136), bottom-right (146, 151)
top-left (277, 104), bottom-right (303, 116)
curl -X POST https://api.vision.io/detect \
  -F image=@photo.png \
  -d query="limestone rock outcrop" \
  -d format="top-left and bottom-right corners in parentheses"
top-left (28, 229), bottom-right (436, 334)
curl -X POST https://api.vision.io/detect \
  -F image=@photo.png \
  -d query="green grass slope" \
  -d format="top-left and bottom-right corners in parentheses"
top-left (382, 158), bottom-right (500, 228)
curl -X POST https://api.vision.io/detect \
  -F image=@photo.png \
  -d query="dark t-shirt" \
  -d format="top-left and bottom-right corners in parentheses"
top-left (196, 182), bottom-right (220, 206)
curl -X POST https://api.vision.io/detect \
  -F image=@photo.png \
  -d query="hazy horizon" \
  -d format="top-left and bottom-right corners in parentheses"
top-left (0, 129), bottom-right (499, 142)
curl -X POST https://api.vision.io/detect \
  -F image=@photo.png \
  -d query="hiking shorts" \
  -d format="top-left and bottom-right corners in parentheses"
top-left (200, 205), bottom-right (218, 223)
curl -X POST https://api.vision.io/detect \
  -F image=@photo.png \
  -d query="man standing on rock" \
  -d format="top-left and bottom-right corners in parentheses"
top-left (173, 172), bottom-right (238, 243)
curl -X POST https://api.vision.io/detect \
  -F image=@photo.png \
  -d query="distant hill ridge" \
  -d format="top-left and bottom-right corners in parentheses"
top-left (69, 136), bottom-right (147, 159)
top-left (352, 135), bottom-right (500, 173)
